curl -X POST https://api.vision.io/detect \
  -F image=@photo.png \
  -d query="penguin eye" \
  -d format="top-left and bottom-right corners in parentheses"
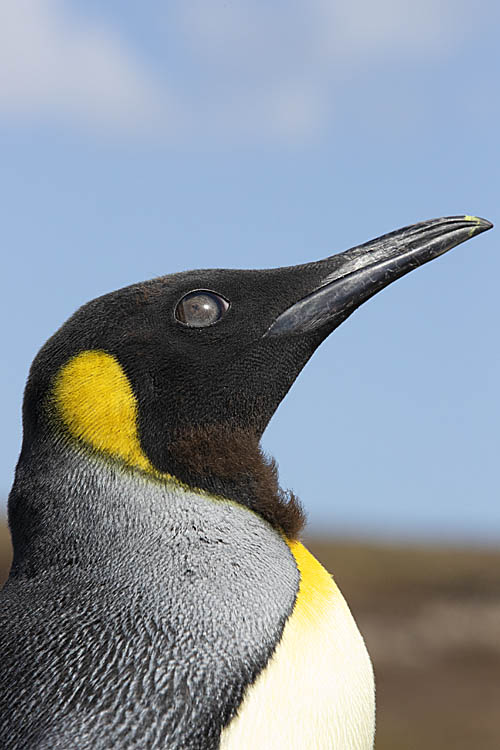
top-left (175, 290), bottom-right (230, 328)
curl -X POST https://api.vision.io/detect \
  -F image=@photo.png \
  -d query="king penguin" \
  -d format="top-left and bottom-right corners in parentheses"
top-left (0, 216), bottom-right (492, 750)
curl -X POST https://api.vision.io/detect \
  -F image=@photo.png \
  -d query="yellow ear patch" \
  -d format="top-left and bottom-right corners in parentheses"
top-left (52, 350), bottom-right (155, 473)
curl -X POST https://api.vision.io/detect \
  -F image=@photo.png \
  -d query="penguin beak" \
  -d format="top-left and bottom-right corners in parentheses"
top-left (265, 216), bottom-right (493, 337)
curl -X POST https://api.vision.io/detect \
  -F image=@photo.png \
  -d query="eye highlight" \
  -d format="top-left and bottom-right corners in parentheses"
top-left (175, 290), bottom-right (230, 328)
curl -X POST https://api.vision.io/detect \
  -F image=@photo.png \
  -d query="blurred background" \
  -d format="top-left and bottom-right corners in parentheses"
top-left (1, 1), bottom-right (499, 747)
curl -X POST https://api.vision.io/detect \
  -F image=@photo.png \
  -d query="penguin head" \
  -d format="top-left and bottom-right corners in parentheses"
top-left (20, 216), bottom-right (491, 536)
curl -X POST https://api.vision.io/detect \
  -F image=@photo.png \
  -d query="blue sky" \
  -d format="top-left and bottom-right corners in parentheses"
top-left (1, 1), bottom-right (499, 541)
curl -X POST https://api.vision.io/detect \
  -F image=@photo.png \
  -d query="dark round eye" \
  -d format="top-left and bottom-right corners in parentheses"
top-left (175, 290), bottom-right (230, 328)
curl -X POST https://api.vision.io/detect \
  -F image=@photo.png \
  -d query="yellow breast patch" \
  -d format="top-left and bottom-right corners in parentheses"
top-left (52, 350), bottom-right (163, 476)
top-left (286, 539), bottom-right (339, 623)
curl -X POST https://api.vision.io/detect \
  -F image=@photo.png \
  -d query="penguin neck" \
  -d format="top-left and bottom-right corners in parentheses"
top-left (8, 432), bottom-right (286, 583)
top-left (164, 424), bottom-right (305, 538)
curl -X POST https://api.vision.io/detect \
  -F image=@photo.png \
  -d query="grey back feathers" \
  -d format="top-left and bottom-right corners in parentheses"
top-left (1, 440), bottom-right (299, 749)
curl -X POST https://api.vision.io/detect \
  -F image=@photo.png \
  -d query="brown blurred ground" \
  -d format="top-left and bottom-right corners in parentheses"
top-left (308, 538), bottom-right (500, 750)
top-left (1, 522), bottom-right (499, 748)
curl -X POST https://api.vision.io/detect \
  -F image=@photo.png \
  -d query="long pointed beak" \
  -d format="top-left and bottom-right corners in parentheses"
top-left (266, 215), bottom-right (493, 337)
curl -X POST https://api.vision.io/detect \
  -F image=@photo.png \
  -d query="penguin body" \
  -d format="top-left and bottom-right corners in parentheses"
top-left (2, 435), bottom-right (373, 749)
top-left (0, 216), bottom-right (491, 748)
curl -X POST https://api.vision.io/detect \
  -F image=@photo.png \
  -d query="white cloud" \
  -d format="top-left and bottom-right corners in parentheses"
top-left (170, 0), bottom-right (471, 142)
top-left (0, 0), bottom-right (478, 142)
top-left (0, 0), bottom-right (167, 133)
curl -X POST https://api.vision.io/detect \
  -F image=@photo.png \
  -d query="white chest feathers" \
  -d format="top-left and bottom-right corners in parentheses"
top-left (220, 542), bottom-right (375, 750)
